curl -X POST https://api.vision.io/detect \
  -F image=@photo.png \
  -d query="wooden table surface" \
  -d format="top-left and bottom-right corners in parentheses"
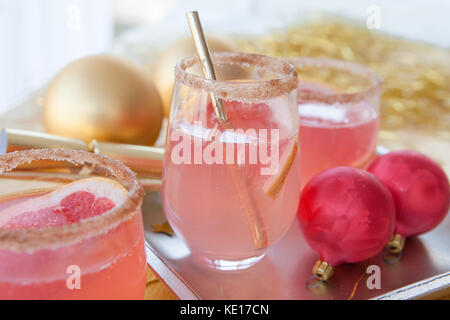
top-left (0, 96), bottom-right (448, 300)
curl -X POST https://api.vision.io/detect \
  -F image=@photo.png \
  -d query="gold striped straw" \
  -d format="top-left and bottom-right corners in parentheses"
top-left (186, 11), bottom-right (268, 249)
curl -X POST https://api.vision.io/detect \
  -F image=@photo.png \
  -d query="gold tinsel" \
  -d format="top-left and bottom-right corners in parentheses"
top-left (235, 19), bottom-right (450, 135)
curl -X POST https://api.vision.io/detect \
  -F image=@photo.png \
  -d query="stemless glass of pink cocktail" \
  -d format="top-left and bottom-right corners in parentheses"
top-left (0, 149), bottom-right (146, 299)
top-left (162, 52), bottom-right (300, 271)
top-left (290, 57), bottom-right (382, 187)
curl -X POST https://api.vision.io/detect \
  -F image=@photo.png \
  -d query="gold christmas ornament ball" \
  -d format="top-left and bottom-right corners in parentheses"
top-left (44, 55), bottom-right (163, 146)
top-left (152, 36), bottom-right (238, 117)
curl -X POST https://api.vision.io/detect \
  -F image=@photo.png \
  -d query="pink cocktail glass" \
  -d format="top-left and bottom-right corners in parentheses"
top-left (162, 52), bottom-right (300, 270)
top-left (0, 149), bottom-right (146, 299)
top-left (290, 57), bottom-right (382, 187)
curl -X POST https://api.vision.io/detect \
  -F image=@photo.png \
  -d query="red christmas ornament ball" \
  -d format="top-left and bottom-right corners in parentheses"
top-left (298, 167), bottom-right (395, 266)
top-left (368, 150), bottom-right (449, 238)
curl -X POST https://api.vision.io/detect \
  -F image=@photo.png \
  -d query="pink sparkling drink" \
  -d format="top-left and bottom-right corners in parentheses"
top-left (0, 149), bottom-right (147, 299)
top-left (162, 52), bottom-right (301, 270)
top-left (290, 58), bottom-right (382, 186)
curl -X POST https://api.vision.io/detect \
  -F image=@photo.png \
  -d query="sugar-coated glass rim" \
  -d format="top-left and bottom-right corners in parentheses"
top-left (289, 57), bottom-right (382, 104)
top-left (0, 149), bottom-right (144, 253)
top-left (175, 52), bottom-right (299, 101)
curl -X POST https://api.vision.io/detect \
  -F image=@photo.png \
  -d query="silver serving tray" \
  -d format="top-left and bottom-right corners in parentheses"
top-left (143, 146), bottom-right (450, 300)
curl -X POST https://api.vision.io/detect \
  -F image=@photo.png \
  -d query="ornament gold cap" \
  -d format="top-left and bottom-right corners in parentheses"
top-left (313, 260), bottom-right (334, 281)
top-left (387, 234), bottom-right (405, 254)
